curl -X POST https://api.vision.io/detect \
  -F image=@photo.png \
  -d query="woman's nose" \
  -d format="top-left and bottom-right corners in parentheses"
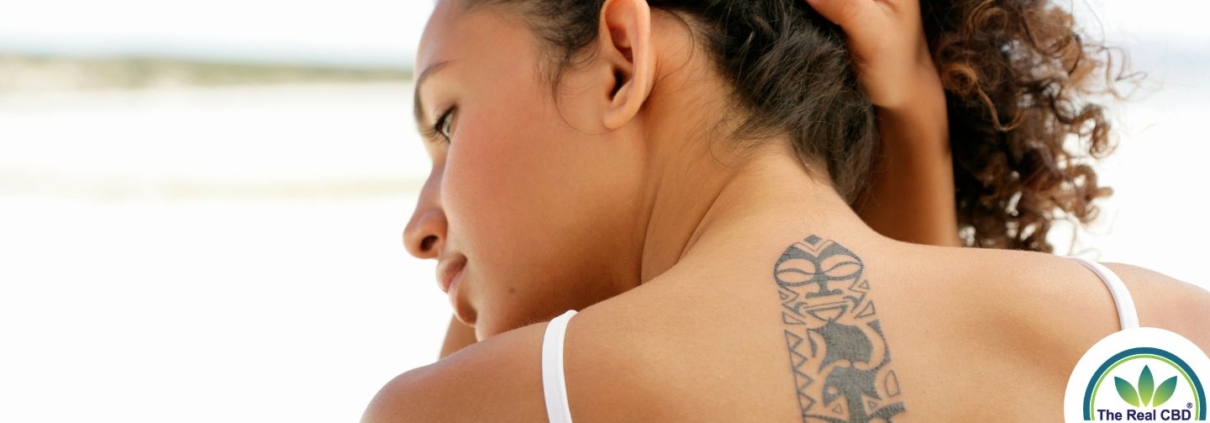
top-left (404, 174), bottom-right (447, 259)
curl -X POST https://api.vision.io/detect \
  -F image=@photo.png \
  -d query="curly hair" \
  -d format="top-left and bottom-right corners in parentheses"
top-left (923, 0), bottom-right (1134, 252)
top-left (469, 0), bottom-right (1131, 253)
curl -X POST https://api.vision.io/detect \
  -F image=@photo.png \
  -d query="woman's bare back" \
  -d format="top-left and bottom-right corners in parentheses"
top-left (363, 228), bottom-right (1209, 422)
top-left (544, 237), bottom-right (1210, 422)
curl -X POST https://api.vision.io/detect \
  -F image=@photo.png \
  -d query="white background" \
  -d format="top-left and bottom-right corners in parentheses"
top-left (0, 1), bottom-right (1208, 422)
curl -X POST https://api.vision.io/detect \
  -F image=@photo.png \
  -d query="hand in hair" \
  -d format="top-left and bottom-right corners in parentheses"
top-left (805, 0), bottom-right (940, 112)
top-left (808, 0), bottom-right (959, 246)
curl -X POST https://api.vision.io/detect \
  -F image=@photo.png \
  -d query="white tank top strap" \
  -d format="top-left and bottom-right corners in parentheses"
top-left (1070, 257), bottom-right (1139, 330)
top-left (542, 309), bottom-right (578, 423)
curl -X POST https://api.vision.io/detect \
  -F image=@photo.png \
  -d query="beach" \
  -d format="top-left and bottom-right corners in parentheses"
top-left (1, 49), bottom-right (1208, 423)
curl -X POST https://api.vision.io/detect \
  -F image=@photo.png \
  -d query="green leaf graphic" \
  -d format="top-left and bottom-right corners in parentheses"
top-left (1140, 365), bottom-right (1155, 406)
top-left (1153, 377), bottom-right (1178, 407)
top-left (1116, 377), bottom-right (1141, 407)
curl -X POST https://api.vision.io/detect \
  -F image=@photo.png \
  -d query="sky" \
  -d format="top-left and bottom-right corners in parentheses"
top-left (0, 0), bottom-right (435, 68)
top-left (0, 0), bottom-right (1207, 68)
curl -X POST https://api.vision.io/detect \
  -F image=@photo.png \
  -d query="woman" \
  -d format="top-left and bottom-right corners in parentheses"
top-left (369, 0), bottom-right (1209, 421)
top-left (432, 0), bottom-right (1121, 357)
top-left (436, 0), bottom-right (962, 357)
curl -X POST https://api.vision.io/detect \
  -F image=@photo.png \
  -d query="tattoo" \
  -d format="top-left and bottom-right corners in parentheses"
top-left (774, 235), bottom-right (904, 423)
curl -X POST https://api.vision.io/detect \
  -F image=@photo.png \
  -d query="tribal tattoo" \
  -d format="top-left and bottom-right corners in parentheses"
top-left (774, 235), bottom-right (904, 423)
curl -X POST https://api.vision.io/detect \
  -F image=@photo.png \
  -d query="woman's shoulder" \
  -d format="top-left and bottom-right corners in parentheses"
top-left (922, 248), bottom-right (1210, 365)
top-left (360, 305), bottom-right (718, 423)
top-left (873, 247), bottom-right (1210, 419)
top-left (1100, 262), bottom-right (1210, 348)
top-left (919, 248), bottom-right (1208, 342)
top-left (361, 321), bottom-right (551, 423)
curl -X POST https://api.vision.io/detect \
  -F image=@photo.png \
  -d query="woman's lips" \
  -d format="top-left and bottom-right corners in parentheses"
top-left (437, 256), bottom-right (467, 293)
top-left (446, 267), bottom-right (465, 317)
top-left (436, 255), bottom-right (473, 325)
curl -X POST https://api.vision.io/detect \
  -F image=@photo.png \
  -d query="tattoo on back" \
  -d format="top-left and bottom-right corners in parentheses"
top-left (775, 235), bottom-right (904, 423)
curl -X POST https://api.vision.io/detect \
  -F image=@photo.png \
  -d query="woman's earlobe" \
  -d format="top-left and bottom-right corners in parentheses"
top-left (600, 0), bottom-right (654, 130)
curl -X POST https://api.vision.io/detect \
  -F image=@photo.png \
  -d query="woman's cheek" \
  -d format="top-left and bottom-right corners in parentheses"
top-left (442, 110), bottom-right (552, 250)
top-left (442, 127), bottom-right (503, 244)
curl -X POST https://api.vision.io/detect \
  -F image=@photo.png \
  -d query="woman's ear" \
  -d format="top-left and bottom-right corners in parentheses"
top-left (597, 0), bottom-right (654, 130)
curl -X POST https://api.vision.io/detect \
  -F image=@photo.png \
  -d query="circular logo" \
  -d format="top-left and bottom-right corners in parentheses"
top-left (1066, 328), bottom-right (1210, 422)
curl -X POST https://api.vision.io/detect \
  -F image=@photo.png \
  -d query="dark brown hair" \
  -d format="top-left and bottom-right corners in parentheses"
top-left (924, 0), bottom-right (1126, 252)
top-left (473, 0), bottom-right (1126, 252)
top-left (478, 0), bottom-right (877, 200)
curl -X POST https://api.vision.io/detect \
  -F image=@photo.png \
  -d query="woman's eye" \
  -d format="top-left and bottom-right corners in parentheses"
top-left (435, 109), bottom-right (456, 141)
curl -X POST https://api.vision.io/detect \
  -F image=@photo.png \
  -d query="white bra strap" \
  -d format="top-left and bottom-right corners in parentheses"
top-left (542, 310), bottom-right (578, 423)
top-left (1071, 258), bottom-right (1139, 330)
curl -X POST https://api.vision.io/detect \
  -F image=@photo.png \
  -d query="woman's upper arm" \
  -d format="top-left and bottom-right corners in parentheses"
top-left (1108, 263), bottom-right (1210, 351)
top-left (362, 323), bottom-right (549, 423)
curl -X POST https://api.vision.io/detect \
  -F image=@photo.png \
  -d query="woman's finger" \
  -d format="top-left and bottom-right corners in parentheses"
top-left (805, 0), bottom-right (873, 28)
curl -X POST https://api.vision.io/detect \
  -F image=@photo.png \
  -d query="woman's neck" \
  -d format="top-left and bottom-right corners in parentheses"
top-left (628, 30), bottom-right (882, 284)
top-left (635, 139), bottom-right (881, 284)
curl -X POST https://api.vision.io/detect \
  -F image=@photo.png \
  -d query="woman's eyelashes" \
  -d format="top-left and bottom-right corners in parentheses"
top-left (433, 108), bottom-right (456, 143)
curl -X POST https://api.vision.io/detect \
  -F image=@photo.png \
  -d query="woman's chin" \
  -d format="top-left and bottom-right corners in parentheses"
top-left (452, 303), bottom-right (477, 329)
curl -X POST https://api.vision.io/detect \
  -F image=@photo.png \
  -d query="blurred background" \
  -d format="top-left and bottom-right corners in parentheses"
top-left (0, 1), bottom-right (1206, 422)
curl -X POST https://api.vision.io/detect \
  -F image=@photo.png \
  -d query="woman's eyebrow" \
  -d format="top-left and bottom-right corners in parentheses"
top-left (412, 60), bottom-right (453, 128)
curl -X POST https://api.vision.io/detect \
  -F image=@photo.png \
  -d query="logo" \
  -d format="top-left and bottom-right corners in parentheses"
top-left (1086, 348), bottom-right (1202, 421)
top-left (1114, 364), bottom-right (1180, 409)
top-left (1066, 328), bottom-right (1210, 422)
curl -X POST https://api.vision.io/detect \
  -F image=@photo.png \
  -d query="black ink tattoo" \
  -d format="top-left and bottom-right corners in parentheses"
top-left (775, 235), bottom-right (904, 423)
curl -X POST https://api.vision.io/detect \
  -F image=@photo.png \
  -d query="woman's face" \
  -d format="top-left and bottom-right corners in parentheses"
top-left (405, 1), bottom-right (645, 338)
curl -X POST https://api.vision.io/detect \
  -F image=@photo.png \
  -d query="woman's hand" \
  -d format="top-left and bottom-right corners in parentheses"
top-left (806, 0), bottom-right (942, 112)
top-left (809, 0), bottom-right (960, 246)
